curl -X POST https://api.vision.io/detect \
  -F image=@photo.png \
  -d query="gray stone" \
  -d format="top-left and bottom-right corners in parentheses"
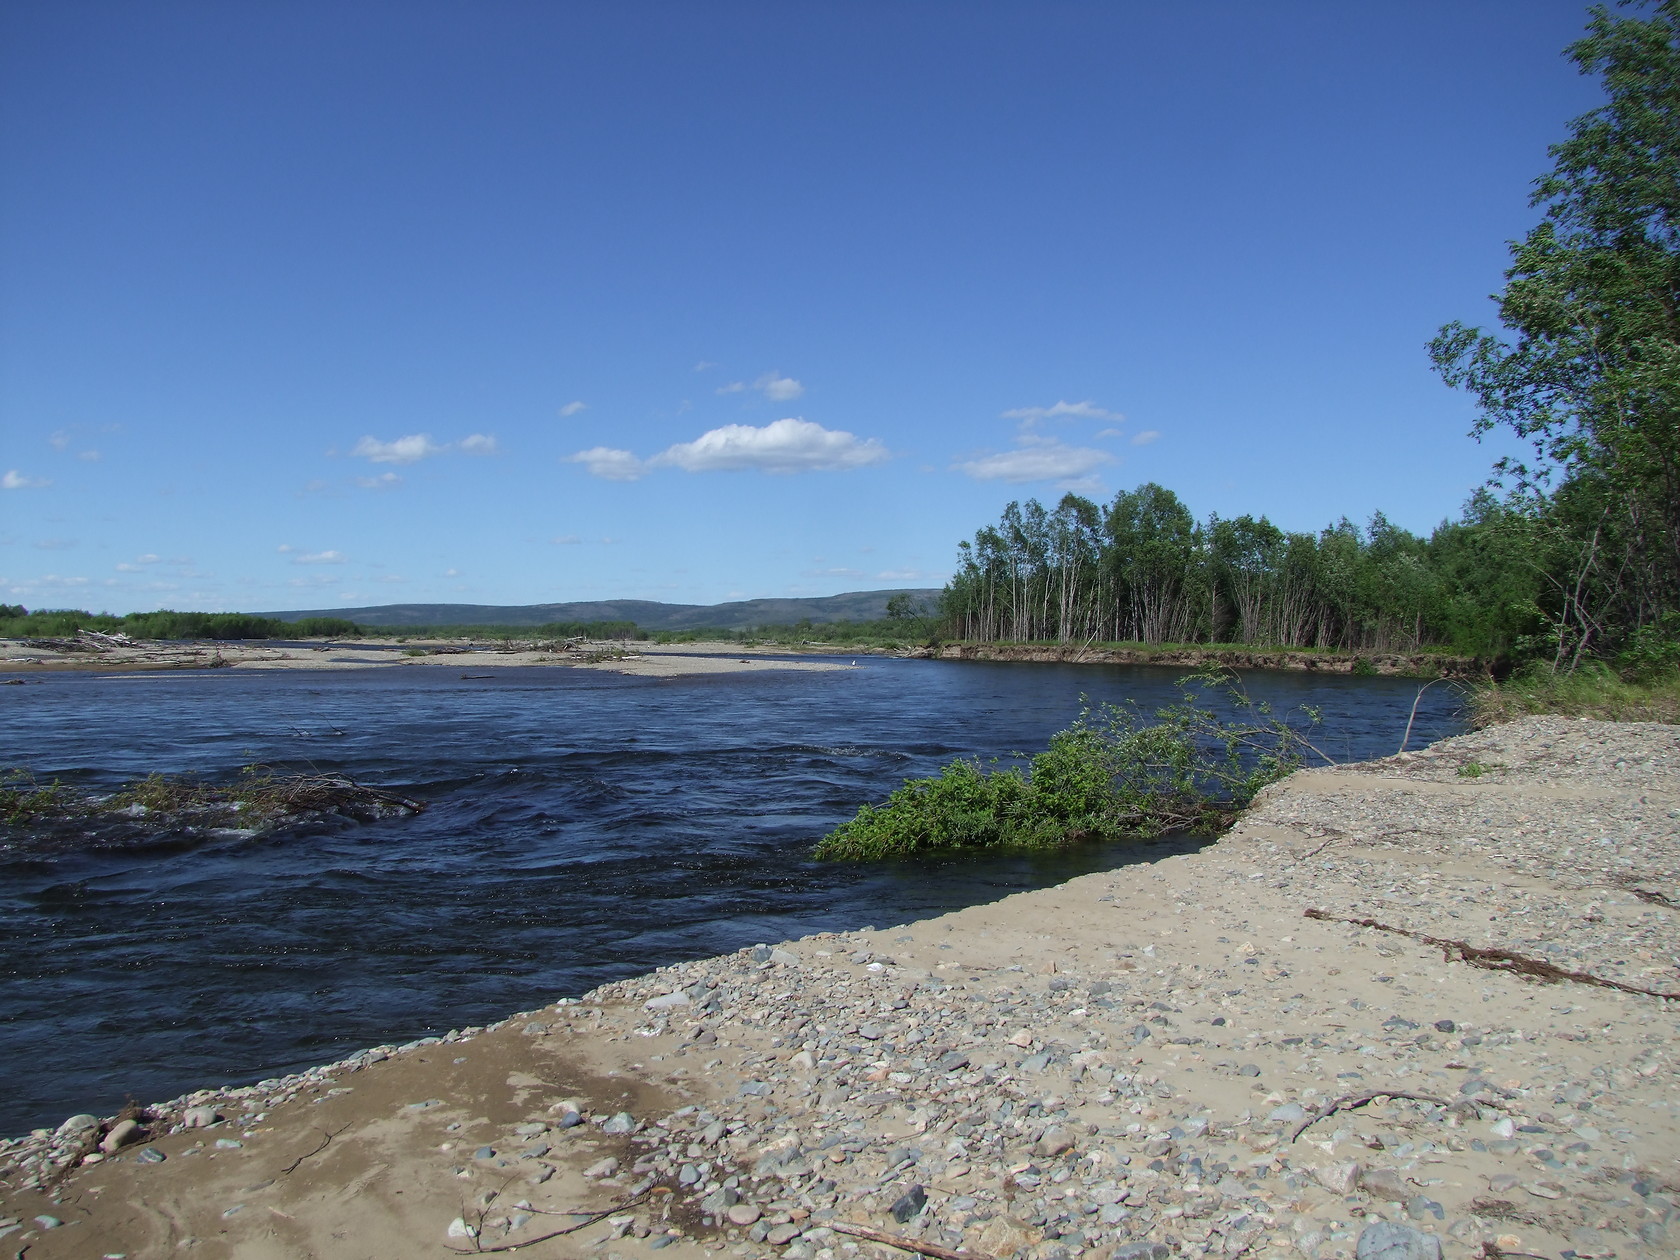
top-left (1355, 1221), bottom-right (1442, 1260)
top-left (649, 1233), bottom-right (676, 1248)
top-left (727, 1203), bottom-right (762, 1226)
top-left (891, 1184), bottom-right (928, 1222)
top-left (56, 1114), bottom-right (97, 1136)
top-left (136, 1146), bottom-right (167, 1164)
top-left (101, 1118), bottom-right (142, 1153)
top-left (474, 1145), bottom-right (496, 1160)
top-left (936, 1051), bottom-right (970, 1073)
top-left (766, 1223), bottom-right (804, 1245)
top-left (602, 1112), bottom-right (637, 1134)
top-left (1033, 1127), bottom-right (1076, 1157)
top-left (1267, 1102), bottom-right (1306, 1123)
top-left (1112, 1244), bottom-right (1171, 1260)
top-left (33, 1215), bottom-right (62, 1230)
top-left (182, 1106), bottom-right (221, 1129)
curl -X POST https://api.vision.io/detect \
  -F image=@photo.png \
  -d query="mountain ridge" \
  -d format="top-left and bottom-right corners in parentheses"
top-left (263, 588), bottom-right (942, 631)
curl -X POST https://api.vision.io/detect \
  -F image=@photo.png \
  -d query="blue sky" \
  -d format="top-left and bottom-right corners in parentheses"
top-left (1, 1), bottom-right (1605, 615)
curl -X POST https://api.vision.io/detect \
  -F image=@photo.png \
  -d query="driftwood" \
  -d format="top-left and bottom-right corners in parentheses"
top-left (1305, 909), bottom-right (1680, 1001)
top-left (827, 1221), bottom-right (997, 1260)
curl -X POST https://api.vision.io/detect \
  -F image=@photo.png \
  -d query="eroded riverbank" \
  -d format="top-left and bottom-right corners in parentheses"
top-left (2, 716), bottom-right (1675, 1260)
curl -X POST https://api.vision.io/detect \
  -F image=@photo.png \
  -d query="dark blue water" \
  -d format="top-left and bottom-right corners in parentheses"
top-left (0, 656), bottom-right (1466, 1134)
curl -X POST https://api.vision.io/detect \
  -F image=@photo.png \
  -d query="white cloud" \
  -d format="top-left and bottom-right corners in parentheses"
top-left (715, 381), bottom-right (746, 395)
top-left (459, 433), bottom-right (499, 455)
top-left (1131, 429), bottom-right (1160, 446)
top-left (48, 431), bottom-right (71, 451)
top-left (693, 361), bottom-right (718, 372)
top-left (115, 554), bottom-right (161, 572)
top-left (276, 544), bottom-right (295, 553)
top-left (877, 569), bottom-right (935, 581)
top-left (551, 535), bottom-right (583, 545)
top-left (1001, 400), bottom-right (1123, 425)
top-left (566, 446), bottom-right (646, 481)
top-left (558, 401), bottom-right (587, 417)
top-left (2, 470), bottom-right (51, 490)
top-left (754, 372), bottom-right (803, 402)
top-left (444, 567), bottom-right (460, 577)
top-left (355, 472), bottom-right (403, 489)
top-left (352, 434), bottom-right (443, 464)
top-left (78, 449), bottom-right (101, 461)
top-left (953, 435), bottom-right (1116, 484)
top-left (1095, 427), bottom-right (1125, 439)
top-left (34, 538), bottom-right (75, 550)
top-left (651, 418), bottom-right (886, 474)
top-left (293, 550), bottom-right (348, 565)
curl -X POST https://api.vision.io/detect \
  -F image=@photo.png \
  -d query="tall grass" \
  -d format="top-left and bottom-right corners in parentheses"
top-left (1471, 663), bottom-right (1680, 726)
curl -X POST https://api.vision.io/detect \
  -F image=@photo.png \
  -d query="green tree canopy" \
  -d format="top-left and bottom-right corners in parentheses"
top-left (1429, 0), bottom-right (1679, 655)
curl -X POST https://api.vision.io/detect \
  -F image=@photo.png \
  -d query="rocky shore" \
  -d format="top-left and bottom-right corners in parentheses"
top-left (1, 716), bottom-right (1675, 1260)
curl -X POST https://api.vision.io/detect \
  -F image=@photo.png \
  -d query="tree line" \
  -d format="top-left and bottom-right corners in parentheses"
top-left (937, 486), bottom-right (1541, 659)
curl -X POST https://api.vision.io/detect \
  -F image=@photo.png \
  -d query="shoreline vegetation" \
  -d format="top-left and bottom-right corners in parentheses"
top-left (814, 672), bottom-right (1321, 861)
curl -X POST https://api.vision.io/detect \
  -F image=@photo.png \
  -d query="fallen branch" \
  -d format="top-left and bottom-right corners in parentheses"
top-left (445, 1184), bottom-right (653, 1255)
top-left (828, 1221), bottom-right (997, 1260)
top-left (1304, 909), bottom-right (1680, 1001)
top-left (279, 1124), bottom-right (349, 1175)
top-left (1633, 888), bottom-right (1677, 910)
top-left (1288, 1089), bottom-right (1450, 1142)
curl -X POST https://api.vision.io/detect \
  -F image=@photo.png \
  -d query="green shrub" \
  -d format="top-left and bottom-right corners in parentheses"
top-left (813, 671), bottom-right (1320, 860)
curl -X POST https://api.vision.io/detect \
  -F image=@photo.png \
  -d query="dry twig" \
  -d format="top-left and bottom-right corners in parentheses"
top-left (444, 1184), bottom-right (653, 1255)
top-left (279, 1124), bottom-right (349, 1175)
top-left (1304, 909), bottom-right (1680, 1001)
top-left (827, 1221), bottom-right (997, 1260)
top-left (1287, 1089), bottom-right (1451, 1142)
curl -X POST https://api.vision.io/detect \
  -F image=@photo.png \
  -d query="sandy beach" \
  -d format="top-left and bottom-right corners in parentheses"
top-left (0, 639), bottom-right (853, 679)
top-left (1, 716), bottom-right (1675, 1260)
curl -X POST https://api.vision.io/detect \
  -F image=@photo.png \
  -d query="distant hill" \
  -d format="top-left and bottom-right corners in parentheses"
top-left (264, 588), bottom-right (943, 632)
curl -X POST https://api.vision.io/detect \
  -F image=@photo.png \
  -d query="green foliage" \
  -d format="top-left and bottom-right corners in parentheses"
top-left (288, 617), bottom-right (362, 637)
top-left (1430, 1), bottom-right (1680, 660)
top-left (813, 672), bottom-right (1318, 860)
top-left (0, 608), bottom-right (352, 641)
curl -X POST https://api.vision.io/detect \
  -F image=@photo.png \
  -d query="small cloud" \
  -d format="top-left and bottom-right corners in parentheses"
top-left (444, 568), bottom-right (460, 577)
top-left (952, 435), bottom-right (1116, 484)
top-left (277, 544), bottom-right (295, 553)
top-left (1095, 428), bottom-right (1125, 439)
top-left (566, 446), bottom-right (646, 481)
top-left (378, 574), bottom-right (405, 583)
top-left (558, 401), bottom-right (587, 417)
top-left (1001, 400), bottom-right (1123, 426)
top-left (78, 449), bottom-right (101, 461)
top-left (804, 566), bottom-right (865, 578)
top-left (754, 372), bottom-right (803, 402)
top-left (459, 433), bottom-right (499, 455)
top-left (1059, 475), bottom-right (1107, 495)
top-left (355, 472), bottom-right (403, 489)
top-left (114, 554), bottom-right (161, 572)
top-left (715, 381), bottom-right (746, 395)
top-left (1131, 429), bottom-right (1160, 446)
top-left (551, 535), bottom-right (583, 545)
top-left (34, 538), bottom-right (76, 550)
top-left (294, 550), bottom-right (348, 565)
top-left (47, 431), bottom-right (71, 451)
top-left (2, 470), bottom-right (51, 490)
top-left (650, 418), bottom-right (887, 475)
top-left (352, 434), bottom-right (443, 464)
top-left (693, 360), bottom-right (718, 372)
top-left (877, 569), bottom-right (933, 581)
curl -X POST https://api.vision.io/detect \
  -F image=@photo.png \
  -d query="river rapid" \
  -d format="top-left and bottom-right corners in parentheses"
top-left (0, 656), bottom-right (1464, 1134)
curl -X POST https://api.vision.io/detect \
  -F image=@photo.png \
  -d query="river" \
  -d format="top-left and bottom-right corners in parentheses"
top-left (0, 656), bottom-right (1465, 1134)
